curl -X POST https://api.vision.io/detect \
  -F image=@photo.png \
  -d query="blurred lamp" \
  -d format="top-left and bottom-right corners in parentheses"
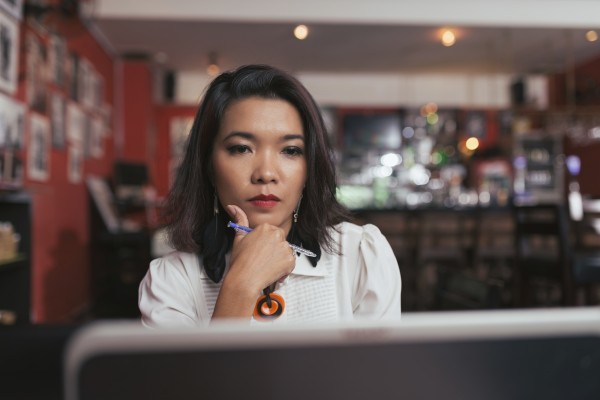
top-left (294, 25), bottom-right (309, 40)
top-left (207, 52), bottom-right (220, 76)
top-left (566, 155), bottom-right (581, 176)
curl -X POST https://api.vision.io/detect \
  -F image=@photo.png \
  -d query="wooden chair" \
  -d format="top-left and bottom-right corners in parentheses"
top-left (414, 209), bottom-right (476, 310)
top-left (415, 209), bottom-right (474, 271)
top-left (472, 209), bottom-right (515, 277)
top-left (513, 204), bottom-right (574, 307)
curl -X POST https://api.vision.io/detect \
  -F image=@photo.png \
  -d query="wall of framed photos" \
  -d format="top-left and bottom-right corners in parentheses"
top-left (0, 1), bottom-right (116, 322)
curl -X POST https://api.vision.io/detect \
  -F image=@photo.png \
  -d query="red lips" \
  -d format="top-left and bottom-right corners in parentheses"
top-left (249, 194), bottom-right (280, 208)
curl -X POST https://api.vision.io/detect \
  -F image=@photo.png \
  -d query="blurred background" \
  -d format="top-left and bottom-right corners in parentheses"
top-left (2, 0), bottom-right (600, 324)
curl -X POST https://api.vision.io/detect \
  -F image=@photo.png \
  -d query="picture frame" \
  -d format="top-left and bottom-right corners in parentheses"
top-left (0, 0), bottom-right (23, 20)
top-left (26, 32), bottom-right (48, 113)
top-left (48, 34), bottom-right (67, 87)
top-left (27, 113), bottom-right (51, 181)
top-left (0, 10), bottom-right (19, 94)
top-left (0, 92), bottom-right (25, 149)
top-left (50, 92), bottom-right (66, 149)
top-left (68, 52), bottom-right (79, 101)
top-left (68, 144), bottom-right (82, 184)
top-left (66, 102), bottom-right (84, 144)
top-left (0, 150), bottom-right (23, 187)
top-left (90, 115), bottom-right (104, 158)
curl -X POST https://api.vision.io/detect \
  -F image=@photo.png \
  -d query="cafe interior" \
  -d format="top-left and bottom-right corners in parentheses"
top-left (2, 0), bottom-right (600, 398)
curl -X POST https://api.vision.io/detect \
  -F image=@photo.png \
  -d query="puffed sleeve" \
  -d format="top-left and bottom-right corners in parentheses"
top-left (352, 224), bottom-right (402, 320)
top-left (138, 254), bottom-right (202, 327)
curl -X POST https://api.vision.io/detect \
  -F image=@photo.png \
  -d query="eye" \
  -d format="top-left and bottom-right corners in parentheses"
top-left (282, 146), bottom-right (304, 156)
top-left (227, 144), bottom-right (251, 154)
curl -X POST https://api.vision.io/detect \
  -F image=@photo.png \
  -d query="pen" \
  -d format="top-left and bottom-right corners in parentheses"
top-left (227, 221), bottom-right (317, 258)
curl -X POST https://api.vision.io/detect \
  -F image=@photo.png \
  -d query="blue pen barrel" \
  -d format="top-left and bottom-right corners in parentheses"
top-left (226, 221), bottom-right (316, 257)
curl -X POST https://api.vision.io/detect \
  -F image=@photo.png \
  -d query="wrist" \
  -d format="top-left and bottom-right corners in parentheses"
top-left (212, 274), bottom-right (260, 320)
top-left (221, 272), bottom-right (262, 301)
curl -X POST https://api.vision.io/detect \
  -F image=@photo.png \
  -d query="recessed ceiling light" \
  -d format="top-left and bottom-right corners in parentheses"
top-left (586, 30), bottom-right (598, 42)
top-left (441, 29), bottom-right (456, 47)
top-left (207, 52), bottom-right (220, 76)
top-left (294, 24), bottom-right (309, 40)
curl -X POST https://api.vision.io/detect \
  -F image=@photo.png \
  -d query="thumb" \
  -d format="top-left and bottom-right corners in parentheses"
top-left (226, 205), bottom-right (249, 241)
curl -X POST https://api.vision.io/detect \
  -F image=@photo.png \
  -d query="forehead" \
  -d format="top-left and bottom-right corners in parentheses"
top-left (219, 97), bottom-right (304, 135)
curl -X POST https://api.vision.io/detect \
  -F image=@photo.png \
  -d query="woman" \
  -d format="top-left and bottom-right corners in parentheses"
top-left (139, 64), bottom-right (401, 325)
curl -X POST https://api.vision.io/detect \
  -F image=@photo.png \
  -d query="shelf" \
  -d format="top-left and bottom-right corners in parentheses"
top-left (0, 254), bottom-right (27, 270)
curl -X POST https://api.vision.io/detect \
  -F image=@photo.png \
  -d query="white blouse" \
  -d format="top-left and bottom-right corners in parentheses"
top-left (138, 222), bottom-right (401, 326)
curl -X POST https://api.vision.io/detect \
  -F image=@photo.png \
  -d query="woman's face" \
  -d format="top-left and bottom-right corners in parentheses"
top-left (212, 96), bottom-right (307, 235)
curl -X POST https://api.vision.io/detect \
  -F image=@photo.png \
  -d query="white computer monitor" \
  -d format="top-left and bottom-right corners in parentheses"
top-left (65, 307), bottom-right (600, 400)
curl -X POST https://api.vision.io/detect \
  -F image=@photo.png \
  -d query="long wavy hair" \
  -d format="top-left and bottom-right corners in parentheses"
top-left (162, 64), bottom-right (350, 282)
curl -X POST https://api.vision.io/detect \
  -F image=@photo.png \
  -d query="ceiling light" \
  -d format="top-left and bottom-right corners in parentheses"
top-left (207, 52), bottom-right (220, 76)
top-left (586, 30), bottom-right (598, 42)
top-left (441, 29), bottom-right (456, 47)
top-left (294, 24), bottom-right (309, 40)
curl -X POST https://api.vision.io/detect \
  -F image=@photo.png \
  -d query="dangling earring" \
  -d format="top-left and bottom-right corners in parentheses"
top-left (293, 195), bottom-right (302, 223)
top-left (213, 192), bottom-right (219, 235)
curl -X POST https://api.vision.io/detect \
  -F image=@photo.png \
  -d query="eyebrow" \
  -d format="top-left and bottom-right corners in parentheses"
top-left (223, 131), bottom-right (305, 142)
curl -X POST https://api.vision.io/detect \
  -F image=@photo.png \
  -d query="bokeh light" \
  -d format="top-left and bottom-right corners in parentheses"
top-left (294, 25), bottom-right (309, 40)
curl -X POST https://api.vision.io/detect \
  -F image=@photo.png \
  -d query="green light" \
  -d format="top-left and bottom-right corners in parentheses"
top-left (426, 113), bottom-right (439, 125)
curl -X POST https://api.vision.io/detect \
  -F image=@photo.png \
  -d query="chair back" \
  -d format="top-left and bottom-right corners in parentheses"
top-left (513, 203), bottom-right (574, 306)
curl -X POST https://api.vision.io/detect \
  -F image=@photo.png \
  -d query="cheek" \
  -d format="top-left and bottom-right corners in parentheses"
top-left (284, 161), bottom-right (307, 192)
top-left (212, 155), bottom-right (239, 194)
top-left (215, 168), bottom-right (241, 190)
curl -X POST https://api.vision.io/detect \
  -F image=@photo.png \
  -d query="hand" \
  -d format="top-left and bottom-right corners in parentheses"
top-left (224, 205), bottom-right (296, 294)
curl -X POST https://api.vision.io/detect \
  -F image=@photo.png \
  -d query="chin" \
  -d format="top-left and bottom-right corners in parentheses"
top-left (248, 214), bottom-right (286, 230)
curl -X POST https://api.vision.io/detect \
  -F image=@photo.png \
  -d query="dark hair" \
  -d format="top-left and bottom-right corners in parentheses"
top-left (162, 64), bottom-right (350, 281)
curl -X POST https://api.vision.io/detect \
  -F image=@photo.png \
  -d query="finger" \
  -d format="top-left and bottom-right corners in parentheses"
top-left (226, 205), bottom-right (249, 243)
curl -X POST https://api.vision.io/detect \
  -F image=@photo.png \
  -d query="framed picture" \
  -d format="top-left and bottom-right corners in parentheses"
top-left (68, 144), bottom-right (82, 184)
top-left (66, 102), bottom-right (84, 144)
top-left (82, 112), bottom-right (91, 158)
top-left (91, 69), bottom-right (104, 109)
top-left (0, 10), bottom-right (19, 94)
top-left (48, 34), bottom-right (67, 87)
top-left (50, 92), bottom-right (66, 148)
top-left (27, 114), bottom-right (51, 181)
top-left (26, 32), bottom-right (48, 113)
top-left (68, 52), bottom-right (79, 101)
top-left (0, 92), bottom-right (24, 148)
top-left (90, 115), bottom-right (104, 158)
top-left (0, 150), bottom-right (23, 186)
top-left (0, 0), bottom-right (23, 20)
top-left (78, 57), bottom-right (92, 108)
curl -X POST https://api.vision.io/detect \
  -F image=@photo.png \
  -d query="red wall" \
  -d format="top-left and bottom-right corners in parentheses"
top-left (8, 19), bottom-right (116, 322)
top-left (549, 54), bottom-right (600, 107)
top-left (121, 62), bottom-right (154, 163)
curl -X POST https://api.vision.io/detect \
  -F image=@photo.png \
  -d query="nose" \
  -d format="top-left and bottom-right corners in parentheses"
top-left (251, 151), bottom-right (279, 184)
